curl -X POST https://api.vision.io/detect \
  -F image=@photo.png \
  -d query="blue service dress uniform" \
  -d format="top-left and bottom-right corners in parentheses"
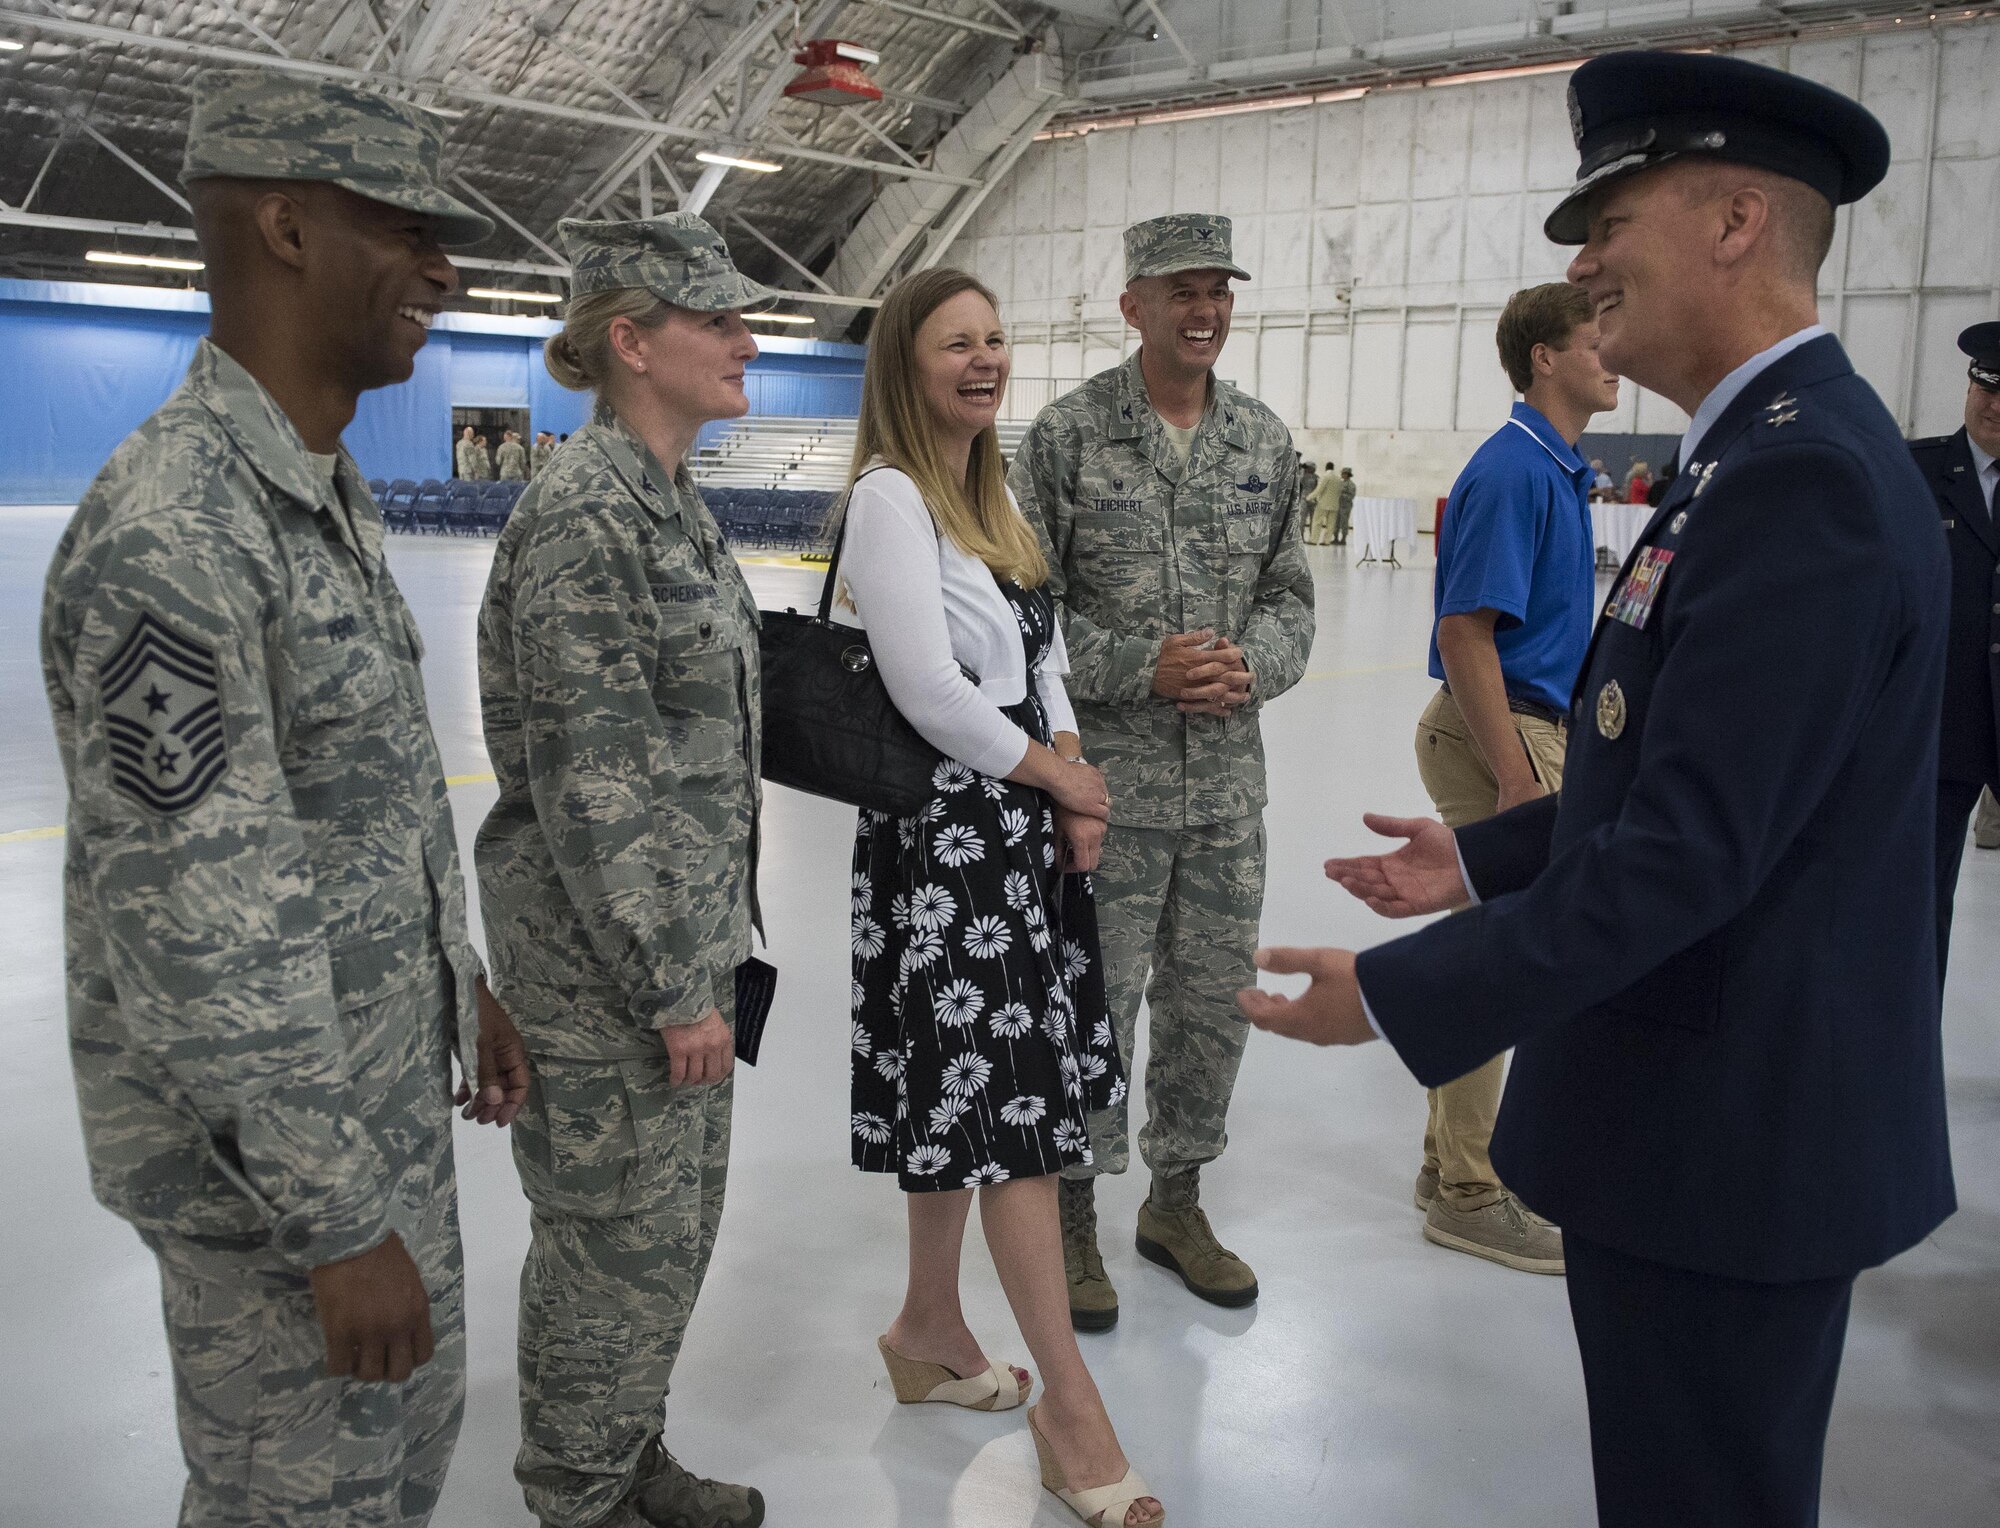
top-left (1358, 333), bottom-right (1956, 1525)
top-left (1908, 424), bottom-right (2000, 977)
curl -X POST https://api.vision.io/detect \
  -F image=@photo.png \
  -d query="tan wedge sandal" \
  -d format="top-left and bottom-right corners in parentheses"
top-left (1027, 1404), bottom-right (1164, 1527)
top-left (876, 1336), bottom-right (1030, 1411)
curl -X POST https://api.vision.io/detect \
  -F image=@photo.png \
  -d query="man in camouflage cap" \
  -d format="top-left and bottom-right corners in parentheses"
top-left (477, 211), bottom-right (771, 1528)
top-left (41, 66), bottom-right (526, 1528)
top-left (1009, 211), bottom-right (1314, 1330)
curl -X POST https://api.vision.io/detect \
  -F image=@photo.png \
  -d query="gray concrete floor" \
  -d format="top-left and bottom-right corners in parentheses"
top-left (2, 507), bottom-right (1995, 1526)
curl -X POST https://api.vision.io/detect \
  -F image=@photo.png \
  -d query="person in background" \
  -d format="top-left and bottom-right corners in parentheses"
top-left (1909, 322), bottom-right (2000, 978)
top-left (496, 428), bottom-right (529, 480)
top-left (1010, 213), bottom-right (1314, 1333)
top-left (1308, 460), bottom-right (1343, 545)
top-left (1588, 458), bottom-right (1616, 502)
top-left (1299, 453), bottom-right (1320, 503)
top-left (1623, 459), bottom-right (1650, 502)
top-left (1244, 50), bottom-right (1951, 1528)
top-left (41, 68), bottom-right (528, 1528)
top-left (1409, 281), bottom-right (1620, 1275)
top-left (1334, 465), bottom-right (1357, 545)
top-left (475, 213), bottom-right (770, 1528)
top-left (838, 268), bottom-right (1159, 1528)
top-left (457, 422), bottom-right (483, 480)
top-left (531, 429), bottom-right (556, 477)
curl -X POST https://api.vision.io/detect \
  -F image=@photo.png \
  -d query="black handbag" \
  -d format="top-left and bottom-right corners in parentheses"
top-left (758, 478), bottom-right (945, 817)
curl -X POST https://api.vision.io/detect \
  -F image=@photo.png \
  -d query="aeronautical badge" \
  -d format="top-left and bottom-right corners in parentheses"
top-left (1235, 474), bottom-right (1269, 495)
top-left (1596, 680), bottom-right (1627, 740)
top-left (1763, 391), bottom-right (1799, 428)
top-left (100, 612), bottom-right (228, 813)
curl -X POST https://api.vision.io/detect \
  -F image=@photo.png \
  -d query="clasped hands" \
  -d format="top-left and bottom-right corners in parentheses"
top-left (1234, 813), bottom-right (1469, 1047)
top-left (1155, 629), bottom-right (1255, 717)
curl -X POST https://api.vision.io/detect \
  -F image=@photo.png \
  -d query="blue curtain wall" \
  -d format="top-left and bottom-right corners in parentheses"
top-left (0, 280), bottom-right (865, 504)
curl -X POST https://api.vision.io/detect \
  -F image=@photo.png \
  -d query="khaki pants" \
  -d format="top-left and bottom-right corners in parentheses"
top-left (1414, 688), bottom-right (1568, 1210)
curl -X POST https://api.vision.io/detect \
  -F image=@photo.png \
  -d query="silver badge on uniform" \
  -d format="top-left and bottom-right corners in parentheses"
top-left (1670, 511), bottom-right (1688, 534)
top-left (100, 611), bottom-right (229, 813)
top-left (1596, 679), bottom-right (1627, 740)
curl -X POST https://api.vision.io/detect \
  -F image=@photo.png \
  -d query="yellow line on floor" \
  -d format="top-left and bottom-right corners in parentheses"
top-left (0, 825), bottom-right (64, 845)
top-left (3, 771), bottom-right (503, 848)
top-left (0, 671), bottom-right (1415, 847)
top-left (1301, 660), bottom-right (1425, 682)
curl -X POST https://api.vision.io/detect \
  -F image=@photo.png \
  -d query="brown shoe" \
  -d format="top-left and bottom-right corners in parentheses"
top-left (1422, 1190), bottom-right (1565, 1275)
top-left (1414, 1165), bottom-right (1440, 1212)
top-left (1060, 1177), bottom-right (1119, 1332)
top-left (625, 1441), bottom-right (765, 1528)
top-left (1135, 1168), bottom-right (1258, 1308)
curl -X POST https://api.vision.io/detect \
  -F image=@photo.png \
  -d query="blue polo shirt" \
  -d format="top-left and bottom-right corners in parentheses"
top-left (1428, 402), bottom-right (1596, 713)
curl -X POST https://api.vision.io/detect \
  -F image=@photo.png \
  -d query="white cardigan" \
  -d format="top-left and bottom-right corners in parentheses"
top-left (835, 465), bottom-right (1078, 779)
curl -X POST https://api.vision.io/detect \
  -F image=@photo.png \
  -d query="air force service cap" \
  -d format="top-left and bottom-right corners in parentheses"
top-left (559, 213), bottom-right (777, 312)
top-left (181, 68), bottom-right (494, 247)
top-left (1124, 214), bottom-right (1253, 284)
top-left (1543, 50), bottom-right (1891, 245)
top-left (1960, 323), bottom-right (2000, 391)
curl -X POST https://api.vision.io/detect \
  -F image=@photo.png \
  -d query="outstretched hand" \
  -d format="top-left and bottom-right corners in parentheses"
top-left (1236, 947), bottom-right (1376, 1047)
top-left (1323, 813), bottom-right (1469, 919)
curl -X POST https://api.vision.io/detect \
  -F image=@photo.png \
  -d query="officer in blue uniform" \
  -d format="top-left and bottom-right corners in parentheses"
top-left (1909, 322), bottom-right (2000, 980)
top-left (1238, 50), bottom-right (1955, 1528)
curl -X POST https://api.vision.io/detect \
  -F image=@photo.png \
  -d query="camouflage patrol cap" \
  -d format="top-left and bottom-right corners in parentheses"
top-left (181, 69), bottom-right (494, 248)
top-left (559, 213), bottom-right (777, 312)
top-left (1124, 213), bottom-right (1252, 284)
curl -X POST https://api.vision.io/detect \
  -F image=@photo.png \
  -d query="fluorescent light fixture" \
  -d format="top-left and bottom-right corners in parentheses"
top-left (86, 249), bottom-right (204, 272)
top-left (834, 42), bottom-right (881, 64)
top-left (745, 311), bottom-right (816, 325)
top-left (695, 150), bottom-right (783, 174)
top-left (466, 286), bottom-right (562, 303)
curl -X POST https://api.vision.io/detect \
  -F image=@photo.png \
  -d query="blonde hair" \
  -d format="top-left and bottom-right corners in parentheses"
top-left (544, 287), bottom-right (675, 392)
top-left (847, 268), bottom-right (1046, 588)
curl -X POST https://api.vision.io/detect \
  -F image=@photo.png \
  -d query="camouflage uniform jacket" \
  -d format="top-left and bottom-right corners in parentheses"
top-left (1009, 351), bottom-right (1315, 828)
top-left (457, 439), bottom-right (489, 480)
top-left (530, 441), bottom-right (554, 477)
top-left (476, 417), bottom-right (761, 1059)
top-left (496, 439), bottom-right (528, 480)
top-left (40, 338), bottom-right (484, 1270)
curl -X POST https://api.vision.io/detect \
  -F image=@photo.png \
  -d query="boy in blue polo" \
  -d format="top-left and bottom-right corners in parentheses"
top-left (1411, 282), bottom-right (1620, 1273)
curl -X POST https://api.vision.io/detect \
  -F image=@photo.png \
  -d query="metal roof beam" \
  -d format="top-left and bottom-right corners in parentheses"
top-left (74, 119), bottom-right (191, 215)
top-left (854, 0), bottom-right (1024, 40)
top-left (0, 8), bottom-right (980, 189)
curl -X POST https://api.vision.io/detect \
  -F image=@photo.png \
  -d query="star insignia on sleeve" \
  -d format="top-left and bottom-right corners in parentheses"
top-left (100, 611), bottom-right (228, 813)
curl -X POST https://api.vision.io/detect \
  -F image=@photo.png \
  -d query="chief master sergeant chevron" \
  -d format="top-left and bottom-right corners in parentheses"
top-left (1009, 212), bottom-right (1315, 1331)
top-left (39, 69), bottom-right (529, 1528)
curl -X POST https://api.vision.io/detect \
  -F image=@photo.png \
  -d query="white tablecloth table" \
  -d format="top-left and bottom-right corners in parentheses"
top-left (1352, 496), bottom-right (1419, 566)
top-left (1592, 502), bottom-right (1650, 565)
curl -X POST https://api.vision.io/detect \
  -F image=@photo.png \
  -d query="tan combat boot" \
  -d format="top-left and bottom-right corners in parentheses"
top-left (1060, 1176), bottom-right (1119, 1332)
top-left (1135, 1167), bottom-right (1259, 1308)
top-left (623, 1440), bottom-right (765, 1528)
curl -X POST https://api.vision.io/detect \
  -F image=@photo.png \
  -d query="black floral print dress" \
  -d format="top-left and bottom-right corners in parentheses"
top-left (850, 580), bottom-right (1124, 1191)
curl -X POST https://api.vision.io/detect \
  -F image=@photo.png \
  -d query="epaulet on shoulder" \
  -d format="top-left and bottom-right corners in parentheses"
top-left (1906, 434), bottom-right (1953, 453)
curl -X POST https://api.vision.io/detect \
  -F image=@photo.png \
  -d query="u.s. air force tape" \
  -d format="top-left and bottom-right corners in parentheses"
top-left (100, 611), bottom-right (229, 813)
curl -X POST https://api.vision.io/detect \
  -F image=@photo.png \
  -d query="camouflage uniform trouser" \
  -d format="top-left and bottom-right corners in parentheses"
top-left (149, 961), bottom-right (465, 1527)
top-left (511, 989), bottom-right (735, 1528)
top-left (1065, 814), bottom-right (1264, 1181)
